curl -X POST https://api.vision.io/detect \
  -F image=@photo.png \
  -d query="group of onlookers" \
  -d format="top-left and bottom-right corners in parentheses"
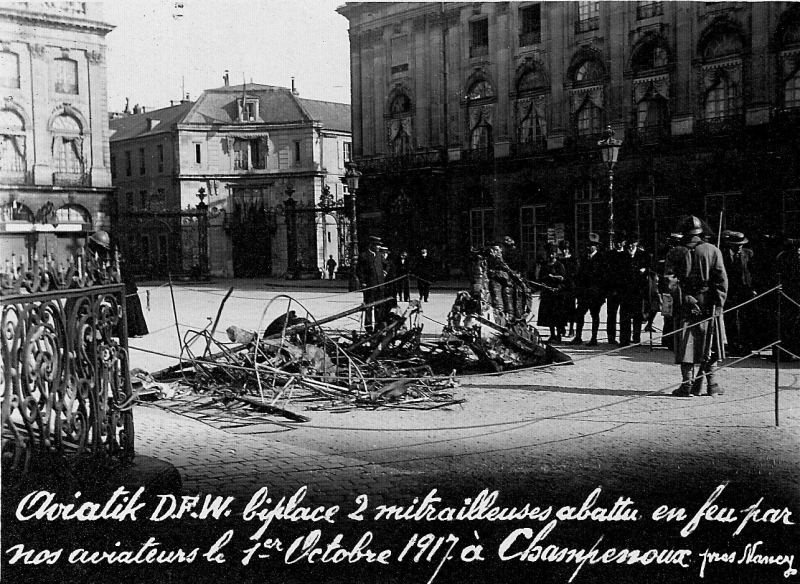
top-left (354, 235), bottom-right (436, 331)
top-left (533, 227), bottom-right (800, 360)
top-left (535, 234), bottom-right (655, 346)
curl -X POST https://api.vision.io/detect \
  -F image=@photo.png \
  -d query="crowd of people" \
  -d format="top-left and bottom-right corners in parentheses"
top-left (354, 235), bottom-right (437, 332)
top-left (524, 218), bottom-right (800, 395)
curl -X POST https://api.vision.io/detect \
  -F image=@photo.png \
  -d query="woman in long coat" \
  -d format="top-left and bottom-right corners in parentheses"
top-left (537, 246), bottom-right (566, 342)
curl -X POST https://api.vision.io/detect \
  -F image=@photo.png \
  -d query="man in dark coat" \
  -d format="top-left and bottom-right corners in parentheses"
top-left (721, 230), bottom-right (754, 355)
top-left (570, 233), bottom-right (605, 346)
top-left (326, 255), bottom-right (337, 280)
top-left (415, 248), bottom-right (434, 302)
top-left (619, 239), bottom-right (649, 346)
top-left (356, 235), bottom-right (387, 332)
top-left (603, 237), bottom-right (628, 345)
top-left (666, 216), bottom-right (728, 397)
top-left (393, 251), bottom-right (411, 301)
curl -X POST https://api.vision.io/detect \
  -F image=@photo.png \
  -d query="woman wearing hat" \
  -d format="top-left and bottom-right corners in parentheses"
top-left (536, 245), bottom-right (566, 342)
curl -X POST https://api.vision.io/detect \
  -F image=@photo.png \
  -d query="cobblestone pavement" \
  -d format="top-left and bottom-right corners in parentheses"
top-left (128, 282), bottom-right (799, 509)
top-left (4, 282), bottom-right (798, 584)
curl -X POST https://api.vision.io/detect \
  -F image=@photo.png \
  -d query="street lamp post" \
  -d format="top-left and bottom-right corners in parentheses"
top-left (196, 187), bottom-right (209, 279)
top-left (341, 163), bottom-right (362, 292)
top-left (598, 125), bottom-right (623, 250)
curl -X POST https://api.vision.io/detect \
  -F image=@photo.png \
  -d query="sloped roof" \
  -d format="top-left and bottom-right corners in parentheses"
top-left (109, 101), bottom-right (194, 142)
top-left (298, 98), bottom-right (351, 133)
top-left (183, 84), bottom-right (351, 132)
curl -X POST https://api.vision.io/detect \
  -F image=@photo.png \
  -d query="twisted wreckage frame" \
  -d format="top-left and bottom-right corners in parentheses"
top-left (152, 250), bottom-right (571, 420)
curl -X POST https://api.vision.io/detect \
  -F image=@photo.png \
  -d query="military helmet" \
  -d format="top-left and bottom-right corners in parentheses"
top-left (677, 215), bottom-right (704, 236)
top-left (89, 230), bottom-right (111, 249)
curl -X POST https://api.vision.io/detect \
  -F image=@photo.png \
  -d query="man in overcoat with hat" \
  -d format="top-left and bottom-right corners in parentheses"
top-left (356, 235), bottom-right (387, 332)
top-left (721, 230), bottom-right (754, 355)
top-left (665, 216), bottom-right (728, 396)
top-left (571, 233), bottom-right (605, 345)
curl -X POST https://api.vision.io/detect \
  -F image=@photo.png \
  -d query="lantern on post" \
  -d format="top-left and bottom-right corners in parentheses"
top-left (597, 125), bottom-right (623, 250)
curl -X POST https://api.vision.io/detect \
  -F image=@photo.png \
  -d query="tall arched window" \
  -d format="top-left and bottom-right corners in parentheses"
top-left (0, 109), bottom-right (26, 174)
top-left (576, 98), bottom-right (602, 135)
top-left (704, 74), bottom-right (736, 119)
top-left (471, 121), bottom-right (492, 150)
top-left (779, 16), bottom-right (800, 109)
top-left (387, 91), bottom-right (413, 156)
top-left (515, 68), bottom-right (549, 149)
top-left (785, 67), bottom-right (800, 109)
top-left (699, 24), bottom-right (743, 122)
top-left (51, 114), bottom-right (83, 174)
top-left (637, 95), bottom-right (668, 134)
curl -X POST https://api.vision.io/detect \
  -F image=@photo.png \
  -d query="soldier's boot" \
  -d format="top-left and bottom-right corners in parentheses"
top-left (705, 364), bottom-right (723, 396)
top-left (673, 363), bottom-right (694, 397)
top-left (691, 370), bottom-right (705, 396)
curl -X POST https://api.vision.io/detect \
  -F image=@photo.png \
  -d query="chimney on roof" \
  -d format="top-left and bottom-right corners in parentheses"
top-left (133, 103), bottom-right (141, 114)
top-left (223, 70), bottom-right (229, 86)
top-left (291, 77), bottom-right (299, 96)
top-left (170, 100), bottom-right (174, 106)
top-left (180, 92), bottom-right (190, 104)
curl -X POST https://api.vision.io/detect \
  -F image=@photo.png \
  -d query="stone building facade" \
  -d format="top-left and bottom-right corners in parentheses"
top-left (110, 83), bottom-right (352, 278)
top-left (338, 1), bottom-right (800, 276)
top-left (0, 2), bottom-right (114, 262)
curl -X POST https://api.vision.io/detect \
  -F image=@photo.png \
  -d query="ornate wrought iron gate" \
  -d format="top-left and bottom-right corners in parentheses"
top-left (1, 258), bottom-right (134, 484)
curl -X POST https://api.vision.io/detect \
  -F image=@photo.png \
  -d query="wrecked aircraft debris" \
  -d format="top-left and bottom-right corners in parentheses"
top-left (151, 261), bottom-right (571, 421)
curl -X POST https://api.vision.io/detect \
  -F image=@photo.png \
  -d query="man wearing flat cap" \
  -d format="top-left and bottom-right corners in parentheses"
top-left (356, 235), bottom-right (387, 332)
top-left (721, 230), bottom-right (754, 355)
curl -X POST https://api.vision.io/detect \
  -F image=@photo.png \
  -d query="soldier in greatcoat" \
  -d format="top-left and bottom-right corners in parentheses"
top-left (666, 216), bottom-right (728, 397)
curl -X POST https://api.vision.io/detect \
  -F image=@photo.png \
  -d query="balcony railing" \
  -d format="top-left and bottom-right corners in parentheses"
top-left (637, 2), bottom-right (663, 19)
top-left (357, 148), bottom-right (447, 174)
top-left (695, 114), bottom-right (744, 138)
top-left (469, 44), bottom-right (489, 59)
top-left (519, 30), bottom-right (541, 47)
top-left (575, 16), bottom-right (599, 34)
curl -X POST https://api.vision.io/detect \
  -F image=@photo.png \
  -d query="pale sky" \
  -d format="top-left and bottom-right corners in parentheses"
top-left (102, 0), bottom-right (352, 112)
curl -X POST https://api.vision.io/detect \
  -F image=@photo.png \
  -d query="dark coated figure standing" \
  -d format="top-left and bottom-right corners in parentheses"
top-left (570, 233), bottom-right (604, 346)
top-left (356, 235), bottom-right (387, 332)
top-left (720, 230), bottom-right (754, 355)
top-left (415, 248), bottom-right (434, 302)
top-left (666, 216), bottom-right (728, 397)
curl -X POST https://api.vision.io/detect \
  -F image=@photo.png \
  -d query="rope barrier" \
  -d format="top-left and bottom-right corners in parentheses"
top-left (780, 290), bottom-right (800, 310)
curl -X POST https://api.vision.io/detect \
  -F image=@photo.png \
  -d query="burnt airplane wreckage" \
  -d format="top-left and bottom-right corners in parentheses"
top-left (152, 249), bottom-right (571, 419)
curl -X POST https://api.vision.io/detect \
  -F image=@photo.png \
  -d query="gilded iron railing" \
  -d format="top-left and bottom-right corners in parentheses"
top-left (1, 251), bottom-right (134, 482)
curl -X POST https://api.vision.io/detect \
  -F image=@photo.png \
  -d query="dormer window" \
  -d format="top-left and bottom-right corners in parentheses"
top-left (238, 97), bottom-right (259, 122)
